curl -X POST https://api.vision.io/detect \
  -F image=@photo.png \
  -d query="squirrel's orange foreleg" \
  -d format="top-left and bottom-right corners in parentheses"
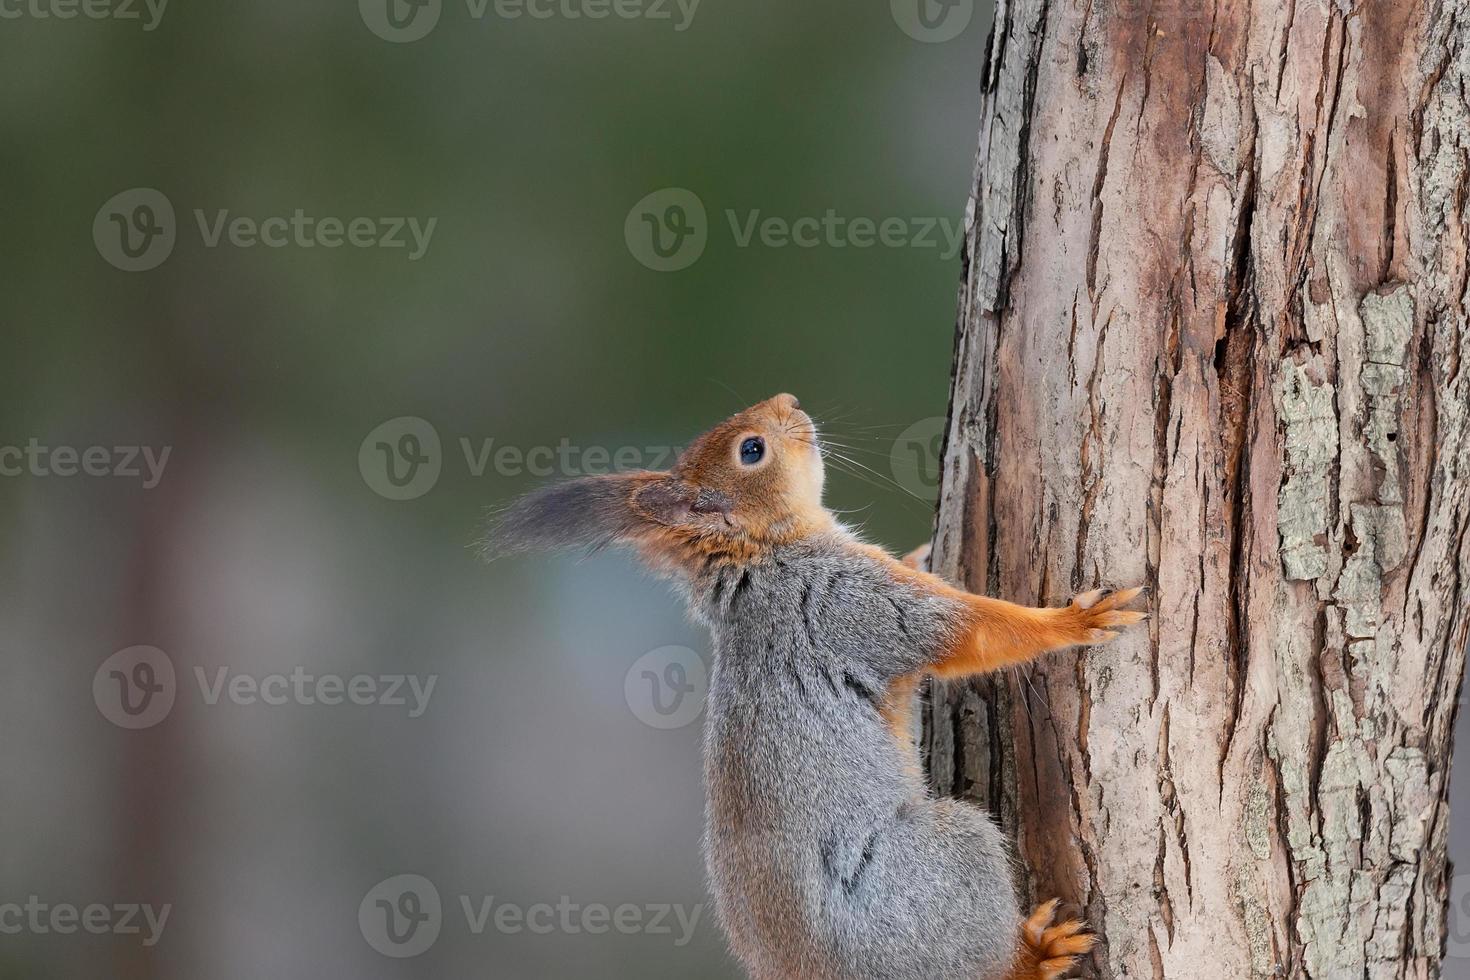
top-left (881, 545), bottom-right (1144, 760)
top-left (930, 586), bottom-right (1145, 679)
top-left (1003, 900), bottom-right (1097, 980)
top-left (890, 543), bottom-right (1146, 680)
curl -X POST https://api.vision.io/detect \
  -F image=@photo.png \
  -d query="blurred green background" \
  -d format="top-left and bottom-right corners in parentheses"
top-left (0, 0), bottom-right (998, 976)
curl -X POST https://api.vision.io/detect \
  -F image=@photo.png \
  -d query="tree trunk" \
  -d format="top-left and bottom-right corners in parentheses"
top-left (922, 1), bottom-right (1470, 977)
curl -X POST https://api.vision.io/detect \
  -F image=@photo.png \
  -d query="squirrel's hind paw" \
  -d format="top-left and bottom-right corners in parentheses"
top-left (1017, 899), bottom-right (1097, 980)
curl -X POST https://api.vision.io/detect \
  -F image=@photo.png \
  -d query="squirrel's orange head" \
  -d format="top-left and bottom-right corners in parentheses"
top-left (483, 394), bottom-right (832, 568)
top-left (663, 393), bottom-right (826, 540)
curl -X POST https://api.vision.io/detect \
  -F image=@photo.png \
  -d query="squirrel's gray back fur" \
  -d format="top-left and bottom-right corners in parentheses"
top-left (693, 530), bottom-right (1019, 980)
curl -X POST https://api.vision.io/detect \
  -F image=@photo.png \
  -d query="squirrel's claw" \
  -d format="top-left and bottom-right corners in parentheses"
top-left (1071, 588), bottom-right (1107, 610)
top-left (1018, 899), bottom-right (1097, 980)
top-left (1067, 585), bottom-right (1147, 646)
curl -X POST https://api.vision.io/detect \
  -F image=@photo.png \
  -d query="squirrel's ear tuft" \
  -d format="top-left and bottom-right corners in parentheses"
top-left (632, 480), bottom-right (731, 527)
top-left (477, 471), bottom-right (662, 560)
top-left (630, 479), bottom-right (697, 526)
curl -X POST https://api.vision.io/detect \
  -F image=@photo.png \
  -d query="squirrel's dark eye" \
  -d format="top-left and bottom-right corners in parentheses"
top-left (739, 436), bottom-right (765, 466)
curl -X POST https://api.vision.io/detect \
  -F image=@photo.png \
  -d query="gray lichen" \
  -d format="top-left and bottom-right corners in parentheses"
top-left (1334, 288), bottom-right (1414, 637)
top-left (1276, 360), bottom-right (1337, 580)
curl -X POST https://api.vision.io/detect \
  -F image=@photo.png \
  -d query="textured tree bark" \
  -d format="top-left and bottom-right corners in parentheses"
top-left (922, 1), bottom-right (1470, 977)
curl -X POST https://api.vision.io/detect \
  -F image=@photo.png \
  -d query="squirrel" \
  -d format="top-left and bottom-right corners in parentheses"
top-left (484, 393), bottom-right (1145, 980)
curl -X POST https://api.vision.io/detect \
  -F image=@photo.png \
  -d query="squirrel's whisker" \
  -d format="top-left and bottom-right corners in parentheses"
top-left (708, 377), bottom-right (752, 409)
top-left (815, 440), bottom-right (896, 459)
top-left (822, 448), bottom-right (929, 504)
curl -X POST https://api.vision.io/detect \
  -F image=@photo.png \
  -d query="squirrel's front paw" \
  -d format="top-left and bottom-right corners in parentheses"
top-left (1064, 586), bottom-right (1146, 644)
top-left (1019, 899), bottom-right (1097, 980)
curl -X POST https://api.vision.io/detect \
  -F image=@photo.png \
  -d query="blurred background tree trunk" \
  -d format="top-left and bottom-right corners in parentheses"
top-left (922, 1), bottom-right (1470, 976)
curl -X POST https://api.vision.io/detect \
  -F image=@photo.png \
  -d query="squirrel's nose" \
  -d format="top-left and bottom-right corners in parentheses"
top-left (771, 393), bottom-right (801, 411)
